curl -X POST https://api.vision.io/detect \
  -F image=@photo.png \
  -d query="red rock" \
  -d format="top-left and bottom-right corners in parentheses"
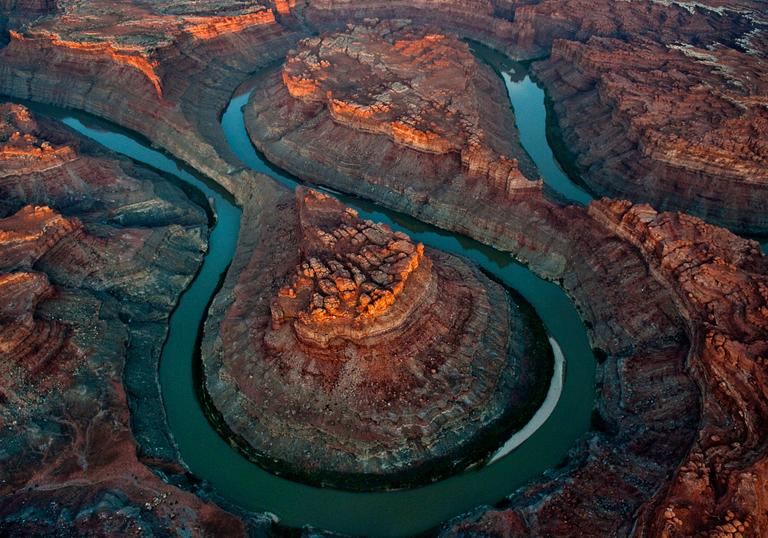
top-left (0, 103), bottom-right (249, 536)
top-left (589, 200), bottom-right (768, 538)
top-left (1, 1), bottom-right (766, 535)
top-left (0, 0), bottom-right (299, 195)
top-left (249, 21), bottom-right (540, 198)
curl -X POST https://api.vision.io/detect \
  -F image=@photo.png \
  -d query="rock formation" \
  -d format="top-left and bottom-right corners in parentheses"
top-left (592, 201), bottom-right (768, 538)
top-left (249, 20), bottom-right (540, 197)
top-left (202, 187), bottom-right (553, 489)
top-left (0, 0), bottom-right (300, 197)
top-left (534, 36), bottom-right (768, 234)
top-left (446, 202), bottom-right (768, 537)
top-left (1, 0), bottom-right (767, 536)
top-left (301, 1), bottom-right (768, 233)
top-left (238, 10), bottom-right (763, 533)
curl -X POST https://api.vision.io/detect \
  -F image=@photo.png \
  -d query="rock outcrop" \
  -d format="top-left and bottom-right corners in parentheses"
top-left (299, 1), bottom-right (768, 235)
top-left (302, 0), bottom-right (519, 54)
top-left (446, 202), bottom-right (768, 537)
top-left (0, 0), bottom-right (300, 196)
top-left (1, 0), bottom-right (767, 536)
top-left (285, 21), bottom-right (537, 190)
top-left (0, 102), bottom-right (259, 536)
top-left (202, 187), bottom-right (553, 489)
top-left (592, 201), bottom-right (768, 538)
top-left (302, 0), bottom-right (760, 58)
top-left (242, 14), bottom-right (746, 533)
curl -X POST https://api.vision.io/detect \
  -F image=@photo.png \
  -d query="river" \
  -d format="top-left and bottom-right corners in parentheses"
top-left (23, 64), bottom-right (597, 537)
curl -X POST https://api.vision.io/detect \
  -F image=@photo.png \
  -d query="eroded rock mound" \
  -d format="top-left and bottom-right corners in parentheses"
top-left (248, 20), bottom-right (540, 198)
top-left (202, 187), bottom-right (552, 489)
top-left (270, 192), bottom-right (427, 346)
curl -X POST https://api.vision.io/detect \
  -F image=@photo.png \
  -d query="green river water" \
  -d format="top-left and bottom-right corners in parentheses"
top-left (31, 66), bottom-right (599, 536)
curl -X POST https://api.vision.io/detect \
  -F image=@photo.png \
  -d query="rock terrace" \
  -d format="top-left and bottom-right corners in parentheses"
top-left (276, 20), bottom-right (537, 192)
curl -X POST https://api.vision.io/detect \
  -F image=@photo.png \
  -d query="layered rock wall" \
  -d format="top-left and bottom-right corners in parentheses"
top-left (0, 0), bottom-right (299, 196)
top-left (201, 187), bottom-right (553, 489)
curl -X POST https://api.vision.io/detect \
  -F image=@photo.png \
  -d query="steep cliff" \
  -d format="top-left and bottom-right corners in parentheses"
top-left (533, 36), bottom-right (768, 234)
top-left (0, 102), bottom-right (258, 536)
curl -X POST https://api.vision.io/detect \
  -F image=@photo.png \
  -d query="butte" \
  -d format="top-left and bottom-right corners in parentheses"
top-left (201, 187), bottom-right (553, 489)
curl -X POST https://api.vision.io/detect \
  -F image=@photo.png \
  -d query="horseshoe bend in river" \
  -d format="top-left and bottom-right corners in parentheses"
top-left (35, 64), bottom-right (596, 536)
top-left (1, 5), bottom-right (767, 537)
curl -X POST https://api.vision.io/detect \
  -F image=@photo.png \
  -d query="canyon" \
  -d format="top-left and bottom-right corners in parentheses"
top-left (0, 0), bottom-right (766, 537)
top-left (534, 35), bottom-right (768, 234)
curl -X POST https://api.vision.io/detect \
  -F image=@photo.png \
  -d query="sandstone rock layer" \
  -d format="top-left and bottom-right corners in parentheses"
top-left (249, 20), bottom-right (540, 200)
top-left (534, 36), bottom-right (768, 234)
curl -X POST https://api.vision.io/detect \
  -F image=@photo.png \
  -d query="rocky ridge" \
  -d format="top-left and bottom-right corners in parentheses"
top-left (592, 201), bottom-right (768, 538)
top-left (241, 9), bottom-right (767, 536)
top-left (300, 0), bottom-right (768, 232)
top-left (0, 0), bottom-right (300, 196)
top-left (270, 190), bottom-right (428, 343)
top-left (249, 21), bottom-right (540, 201)
top-left (534, 36), bottom-right (768, 234)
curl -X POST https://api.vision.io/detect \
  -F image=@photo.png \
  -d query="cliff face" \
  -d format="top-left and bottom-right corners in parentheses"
top-left (239, 7), bottom-right (763, 533)
top-left (439, 201), bottom-right (768, 537)
top-left (244, 33), bottom-right (709, 529)
top-left (249, 21), bottom-right (540, 203)
top-left (201, 187), bottom-right (552, 489)
top-left (0, 102), bottom-right (254, 536)
top-left (303, 0), bottom-right (519, 53)
top-left (221, 2), bottom-right (765, 534)
top-left (534, 36), bottom-right (768, 234)
top-left (590, 201), bottom-right (768, 538)
top-left (299, 1), bottom-right (768, 235)
top-left (302, 0), bottom-right (758, 58)
top-left (283, 21), bottom-right (538, 190)
top-left (0, 1), bottom-right (766, 536)
top-left (508, 0), bottom-right (759, 58)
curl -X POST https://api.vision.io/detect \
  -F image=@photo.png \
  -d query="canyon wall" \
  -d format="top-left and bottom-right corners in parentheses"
top-left (533, 36), bottom-right (768, 234)
top-left (0, 1), bottom-right (766, 536)
top-left (0, 102), bottom-right (266, 536)
top-left (0, 0), bottom-right (300, 196)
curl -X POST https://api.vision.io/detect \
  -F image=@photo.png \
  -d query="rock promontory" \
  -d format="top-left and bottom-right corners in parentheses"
top-left (247, 20), bottom-right (541, 199)
top-left (0, 102), bottom-right (257, 536)
top-left (202, 187), bottom-right (553, 489)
